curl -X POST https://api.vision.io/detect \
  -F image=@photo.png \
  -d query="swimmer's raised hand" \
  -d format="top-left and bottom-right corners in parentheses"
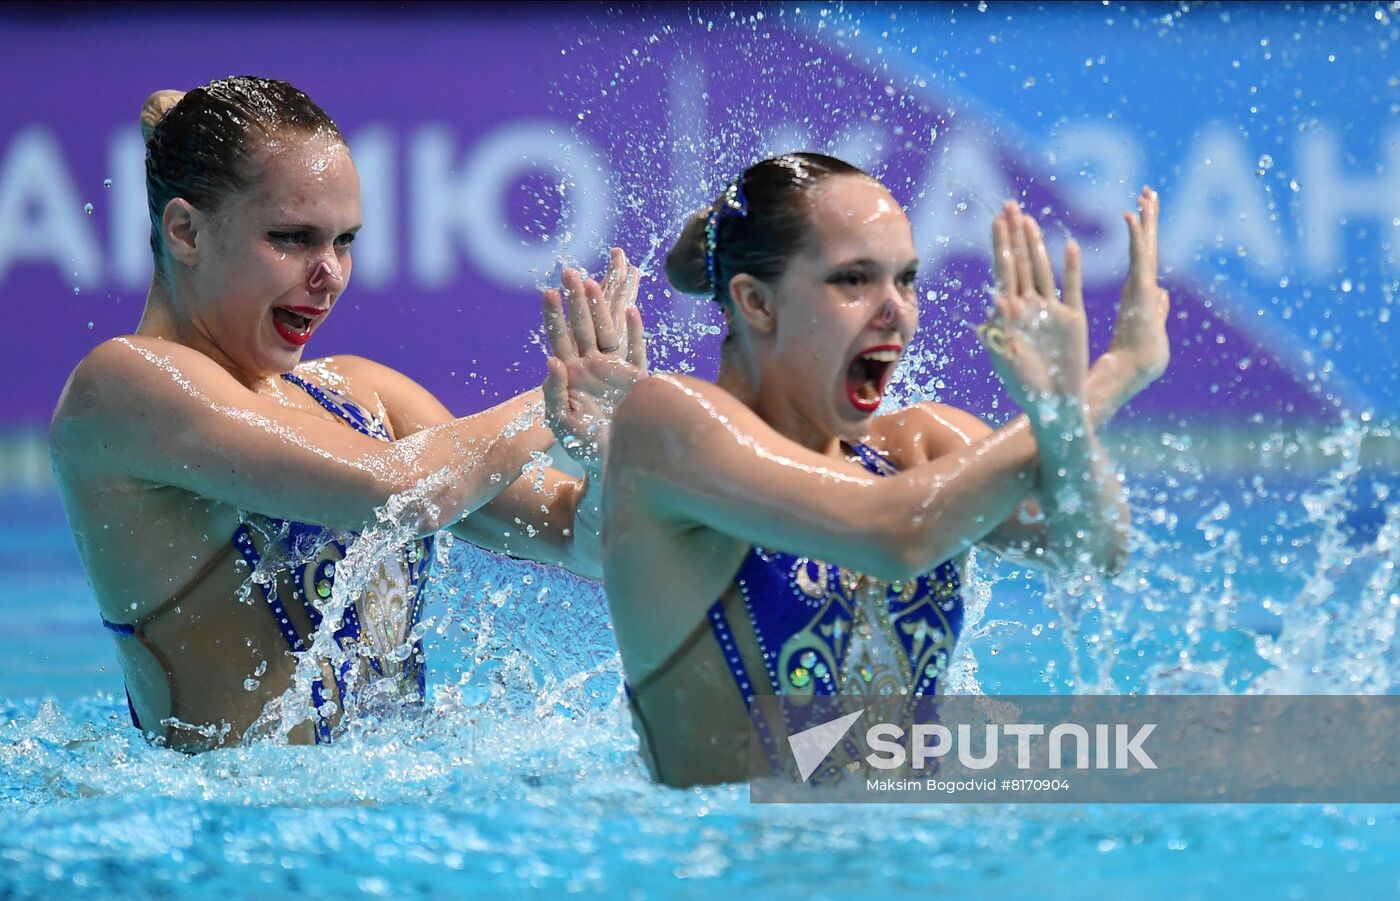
top-left (979, 202), bottom-right (1089, 424)
top-left (541, 249), bottom-right (649, 473)
top-left (1105, 186), bottom-right (1171, 397)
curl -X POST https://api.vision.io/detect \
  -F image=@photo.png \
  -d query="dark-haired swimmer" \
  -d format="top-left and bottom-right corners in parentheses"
top-left (601, 153), bottom-right (1170, 786)
top-left (51, 78), bottom-right (647, 751)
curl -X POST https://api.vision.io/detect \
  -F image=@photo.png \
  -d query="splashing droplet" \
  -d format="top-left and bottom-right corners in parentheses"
top-left (102, 178), bottom-right (112, 189)
top-left (83, 203), bottom-right (93, 215)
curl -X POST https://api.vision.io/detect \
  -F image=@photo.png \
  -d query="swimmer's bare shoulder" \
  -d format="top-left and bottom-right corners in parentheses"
top-left (615, 370), bottom-right (742, 428)
top-left (52, 336), bottom-right (232, 482)
top-left (867, 400), bottom-right (993, 468)
top-left (610, 371), bottom-right (754, 504)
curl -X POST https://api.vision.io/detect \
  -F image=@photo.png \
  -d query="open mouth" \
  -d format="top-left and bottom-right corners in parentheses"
top-left (844, 345), bottom-right (901, 414)
top-left (272, 307), bottom-right (318, 347)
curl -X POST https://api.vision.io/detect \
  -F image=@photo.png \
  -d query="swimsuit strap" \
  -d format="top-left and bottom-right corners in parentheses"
top-left (707, 600), bottom-right (783, 767)
top-left (100, 539), bottom-right (242, 734)
top-left (625, 608), bottom-right (723, 699)
top-left (845, 440), bottom-right (899, 477)
top-left (280, 372), bottom-right (392, 442)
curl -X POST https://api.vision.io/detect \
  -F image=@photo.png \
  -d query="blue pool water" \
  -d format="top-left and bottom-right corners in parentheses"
top-left (3, 443), bottom-right (1400, 898)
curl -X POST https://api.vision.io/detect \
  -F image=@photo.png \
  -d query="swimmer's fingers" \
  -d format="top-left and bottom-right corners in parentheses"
top-left (1124, 210), bottom-right (1146, 284)
top-left (563, 268), bottom-right (601, 355)
top-left (1062, 239), bottom-right (1084, 312)
top-left (542, 288), bottom-right (578, 363)
top-left (1142, 186), bottom-right (1160, 272)
top-left (625, 264), bottom-right (641, 314)
top-left (543, 357), bottom-right (570, 422)
top-left (991, 216), bottom-right (1016, 300)
top-left (1025, 216), bottom-right (1056, 302)
top-left (1007, 201), bottom-right (1035, 300)
top-left (624, 306), bottom-right (648, 370)
top-left (598, 248), bottom-right (623, 334)
top-left (585, 273), bottom-right (622, 356)
top-left (602, 248), bottom-right (634, 330)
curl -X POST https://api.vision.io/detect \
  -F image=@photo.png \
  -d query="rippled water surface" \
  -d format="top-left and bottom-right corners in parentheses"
top-left (4, 436), bottom-right (1399, 898)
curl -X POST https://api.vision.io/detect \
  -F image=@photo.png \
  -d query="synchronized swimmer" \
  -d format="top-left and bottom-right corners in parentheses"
top-left (50, 80), bottom-right (1169, 781)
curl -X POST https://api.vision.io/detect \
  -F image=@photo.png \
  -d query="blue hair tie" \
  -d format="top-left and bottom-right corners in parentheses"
top-left (704, 175), bottom-right (750, 299)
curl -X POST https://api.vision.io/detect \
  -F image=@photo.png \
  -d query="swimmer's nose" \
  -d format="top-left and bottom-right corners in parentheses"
top-left (873, 296), bottom-right (900, 329)
top-left (308, 258), bottom-right (342, 293)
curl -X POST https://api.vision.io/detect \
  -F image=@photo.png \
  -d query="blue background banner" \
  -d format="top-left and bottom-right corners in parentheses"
top-left (0, 3), bottom-right (1393, 428)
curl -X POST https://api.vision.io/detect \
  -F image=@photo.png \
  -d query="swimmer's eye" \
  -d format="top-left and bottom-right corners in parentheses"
top-left (898, 269), bottom-right (919, 291)
top-left (268, 231), bottom-right (309, 247)
top-left (334, 232), bottom-right (357, 250)
top-left (827, 270), bottom-right (869, 288)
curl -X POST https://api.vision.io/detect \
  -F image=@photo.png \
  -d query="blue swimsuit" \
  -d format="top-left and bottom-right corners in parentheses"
top-left (102, 372), bottom-right (434, 745)
top-left (626, 441), bottom-right (965, 780)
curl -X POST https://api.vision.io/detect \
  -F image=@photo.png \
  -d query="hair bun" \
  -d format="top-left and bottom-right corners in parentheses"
top-left (665, 207), bottom-right (714, 296)
top-left (140, 90), bottom-right (186, 145)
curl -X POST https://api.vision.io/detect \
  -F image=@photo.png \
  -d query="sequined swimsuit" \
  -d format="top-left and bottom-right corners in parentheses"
top-left (625, 442), bottom-right (965, 782)
top-left (101, 372), bottom-right (435, 745)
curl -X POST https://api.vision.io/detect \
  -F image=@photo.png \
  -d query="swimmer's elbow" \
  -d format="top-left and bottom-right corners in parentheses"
top-left (868, 514), bottom-right (951, 583)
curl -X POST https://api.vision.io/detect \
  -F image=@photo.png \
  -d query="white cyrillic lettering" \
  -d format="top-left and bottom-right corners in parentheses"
top-left (0, 128), bottom-right (102, 288)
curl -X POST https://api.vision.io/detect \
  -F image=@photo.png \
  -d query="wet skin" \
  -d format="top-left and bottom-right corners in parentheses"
top-left (602, 178), bottom-right (1169, 785)
top-left (50, 136), bottom-right (647, 748)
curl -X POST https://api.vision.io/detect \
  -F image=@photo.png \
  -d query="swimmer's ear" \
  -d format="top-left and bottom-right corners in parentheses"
top-left (160, 197), bottom-right (203, 268)
top-left (727, 273), bottom-right (776, 335)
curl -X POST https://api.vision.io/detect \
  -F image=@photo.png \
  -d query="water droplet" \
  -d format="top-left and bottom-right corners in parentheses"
top-left (73, 286), bottom-right (80, 295)
top-left (1341, 279), bottom-right (1353, 293)
top-left (86, 321), bottom-right (94, 330)
top-left (83, 203), bottom-right (93, 215)
top-left (102, 178), bottom-right (112, 189)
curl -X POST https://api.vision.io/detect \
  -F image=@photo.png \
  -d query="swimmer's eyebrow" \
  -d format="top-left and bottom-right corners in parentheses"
top-left (269, 223), bottom-right (363, 236)
top-left (828, 256), bottom-right (921, 270)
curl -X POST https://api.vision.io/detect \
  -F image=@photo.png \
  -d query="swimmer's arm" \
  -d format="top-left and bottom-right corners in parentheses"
top-left (610, 375), bottom-right (1045, 584)
top-left (336, 356), bottom-right (602, 575)
top-left (49, 338), bottom-right (556, 538)
top-left (447, 461), bottom-right (604, 579)
top-left (917, 361), bottom-right (1133, 574)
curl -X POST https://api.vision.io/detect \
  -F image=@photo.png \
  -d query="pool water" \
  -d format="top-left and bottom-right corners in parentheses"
top-left (3, 443), bottom-right (1400, 898)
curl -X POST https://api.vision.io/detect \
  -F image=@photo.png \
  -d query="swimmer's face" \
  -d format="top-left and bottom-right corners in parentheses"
top-left (766, 175), bottom-right (919, 439)
top-left (184, 134), bottom-right (361, 376)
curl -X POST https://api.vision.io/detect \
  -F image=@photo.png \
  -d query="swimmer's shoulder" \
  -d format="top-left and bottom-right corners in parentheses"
top-left (56, 336), bottom-right (231, 425)
top-left (610, 373), bottom-right (763, 478)
top-left (51, 336), bottom-right (243, 479)
top-left (614, 372), bottom-right (749, 435)
top-left (868, 401), bottom-right (994, 467)
top-left (300, 354), bottom-right (452, 438)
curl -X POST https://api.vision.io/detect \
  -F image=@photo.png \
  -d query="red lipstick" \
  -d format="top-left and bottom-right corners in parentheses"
top-left (845, 344), bottom-right (903, 414)
top-left (271, 306), bottom-right (322, 347)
